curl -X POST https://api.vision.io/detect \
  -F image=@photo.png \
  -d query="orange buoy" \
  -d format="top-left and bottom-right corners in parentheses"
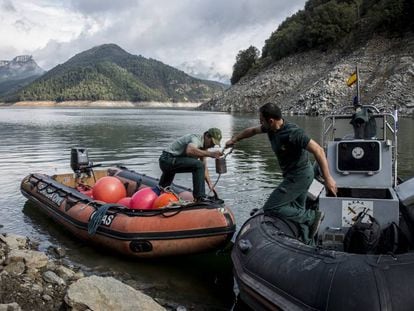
top-left (152, 192), bottom-right (179, 208)
top-left (92, 176), bottom-right (127, 203)
top-left (117, 197), bottom-right (132, 208)
top-left (130, 187), bottom-right (158, 209)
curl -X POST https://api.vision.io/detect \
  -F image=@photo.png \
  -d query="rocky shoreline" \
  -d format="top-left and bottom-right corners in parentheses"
top-left (0, 101), bottom-right (201, 109)
top-left (200, 35), bottom-right (414, 116)
top-left (0, 233), bottom-right (185, 311)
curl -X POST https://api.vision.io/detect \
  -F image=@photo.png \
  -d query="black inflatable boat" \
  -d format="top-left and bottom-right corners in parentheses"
top-left (232, 105), bottom-right (414, 310)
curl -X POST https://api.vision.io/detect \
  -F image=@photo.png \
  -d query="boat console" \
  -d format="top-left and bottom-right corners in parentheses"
top-left (317, 106), bottom-right (400, 250)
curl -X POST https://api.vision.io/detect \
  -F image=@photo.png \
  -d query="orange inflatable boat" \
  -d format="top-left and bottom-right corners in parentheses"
top-left (20, 166), bottom-right (235, 258)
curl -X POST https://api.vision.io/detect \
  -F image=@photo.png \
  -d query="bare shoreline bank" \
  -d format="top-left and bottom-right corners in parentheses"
top-left (0, 100), bottom-right (201, 109)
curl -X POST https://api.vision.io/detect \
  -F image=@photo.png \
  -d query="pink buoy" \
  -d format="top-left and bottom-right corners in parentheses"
top-left (130, 187), bottom-right (159, 209)
top-left (178, 191), bottom-right (194, 201)
top-left (117, 197), bottom-right (132, 208)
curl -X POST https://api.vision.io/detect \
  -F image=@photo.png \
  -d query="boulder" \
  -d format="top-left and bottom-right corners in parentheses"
top-left (64, 276), bottom-right (165, 311)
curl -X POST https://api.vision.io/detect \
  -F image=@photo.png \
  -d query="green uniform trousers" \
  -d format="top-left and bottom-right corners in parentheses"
top-left (263, 165), bottom-right (316, 245)
top-left (159, 151), bottom-right (205, 199)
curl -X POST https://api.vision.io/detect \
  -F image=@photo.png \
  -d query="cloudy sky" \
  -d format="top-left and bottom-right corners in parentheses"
top-left (0, 0), bottom-right (306, 83)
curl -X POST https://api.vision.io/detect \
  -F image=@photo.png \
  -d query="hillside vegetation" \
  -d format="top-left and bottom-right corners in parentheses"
top-left (231, 0), bottom-right (414, 84)
top-left (4, 44), bottom-right (225, 103)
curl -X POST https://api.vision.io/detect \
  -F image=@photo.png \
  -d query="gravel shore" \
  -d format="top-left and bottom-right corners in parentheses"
top-left (0, 101), bottom-right (201, 109)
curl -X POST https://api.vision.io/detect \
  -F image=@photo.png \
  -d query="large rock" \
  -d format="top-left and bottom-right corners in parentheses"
top-left (64, 276), bottom-right (165, 311)
top-left (7, 249), bottom-right (48, 269)
top-left (0, 234), bottom-right (28, 250)
top-left (0, 302), bottom-right (21, 311)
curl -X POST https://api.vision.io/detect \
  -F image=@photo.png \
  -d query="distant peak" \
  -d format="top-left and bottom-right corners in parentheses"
top-left (90, 43), bottom-right (126, 53)
top-left (98, 43), bottom-right (121, 49)
top-left (0, 55), bottom-right (39, 67)
top-left (13, 55), bottom-right (33, 63)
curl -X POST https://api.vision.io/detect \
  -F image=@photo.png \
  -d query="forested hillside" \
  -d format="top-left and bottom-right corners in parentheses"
top-left (3, 44), bottom-right (225, 103)
top-left (202, 0), bottom-right (414, 114)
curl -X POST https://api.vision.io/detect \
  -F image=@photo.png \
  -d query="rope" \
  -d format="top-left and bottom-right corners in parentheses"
top-left (87, 203), bottom-right (113, 235)
top-left (160, 186), bottom-right (188, 205)
top-left (208, 174), bottom-right (222, 196)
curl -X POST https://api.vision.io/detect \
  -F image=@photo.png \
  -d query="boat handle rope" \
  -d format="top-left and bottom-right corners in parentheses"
top-left (32, 177), bottom-right (66, 196)
top-left (31, 174), bottom-right (89, 203)
top-left (34, 179), bottom-right (52, 192)
top-left (160, 210), bottom-right (182, 218)
top-left (88, 203), bottom-right (124, 235)
top-left (33, 178), bottom-right (64, 196)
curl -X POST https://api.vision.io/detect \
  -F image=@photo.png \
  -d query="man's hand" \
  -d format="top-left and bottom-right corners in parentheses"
top-left (225, 139), bottom-right (236, 148)
top-left (209, 150), bottom-right (223, 159)
top-left (325, 176), bottom-right (337, 197)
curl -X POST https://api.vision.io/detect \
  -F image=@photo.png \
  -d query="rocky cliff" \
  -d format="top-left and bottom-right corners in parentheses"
top-left (0, 55), bottom-right (45, 98)
top-left (200, 35), bottom-right (414, 116)
top-left (0, 55), bottom-right (44, 81)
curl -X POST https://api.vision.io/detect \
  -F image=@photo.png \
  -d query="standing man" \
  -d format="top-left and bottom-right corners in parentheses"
top-left (225, 103), bottom-right (337, 245)
top-left (159, 128), bottom-right (223, 202)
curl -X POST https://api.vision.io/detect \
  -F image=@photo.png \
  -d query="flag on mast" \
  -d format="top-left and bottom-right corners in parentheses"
top-left (347, 71), bottom-right (357, 87)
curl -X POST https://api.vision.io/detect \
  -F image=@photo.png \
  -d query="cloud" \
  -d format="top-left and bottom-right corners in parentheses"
top-left (1, 0), bottom-right (306, 83)
top-left (1, 0), bottom-right (15, 12)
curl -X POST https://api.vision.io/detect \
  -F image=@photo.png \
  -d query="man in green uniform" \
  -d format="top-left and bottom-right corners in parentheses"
top-left (159, 128), bottom-right (223, 202)
top-left (225, 103), bottom-right (337, 244)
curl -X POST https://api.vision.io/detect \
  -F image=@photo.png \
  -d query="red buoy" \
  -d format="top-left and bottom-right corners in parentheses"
top-left (130, 187), bottom-right (158, 209)
top-left (117, 197), bottom-right (132, 208)
top-left (92, 176), bottom-right (127, 203)
top-left (152, 192), bottom-right (179, 208)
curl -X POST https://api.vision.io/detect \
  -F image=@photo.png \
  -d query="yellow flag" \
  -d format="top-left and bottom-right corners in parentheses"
top-left (347, 71), bottom-right (357, 87)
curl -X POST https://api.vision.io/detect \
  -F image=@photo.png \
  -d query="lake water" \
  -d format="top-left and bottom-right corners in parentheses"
top-left (1, 107), bottom-right (413, 310)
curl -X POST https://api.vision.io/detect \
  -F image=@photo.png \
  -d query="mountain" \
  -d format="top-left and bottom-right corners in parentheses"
top-left (178, 60), bottom-right (231, 85)
top-left (3, 44), bottom-right (226, 103)
top-left (0, 55), bottom-right (44, 98)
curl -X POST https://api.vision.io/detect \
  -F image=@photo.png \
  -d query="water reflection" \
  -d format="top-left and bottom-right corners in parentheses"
top-left (1, 107), bottom-right (413, 309)
top-left (22, 201), bottom-right (235, 310)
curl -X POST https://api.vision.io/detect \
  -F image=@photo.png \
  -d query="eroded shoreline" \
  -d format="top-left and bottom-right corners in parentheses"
top-left (0, 100), bottom-right (201, 109)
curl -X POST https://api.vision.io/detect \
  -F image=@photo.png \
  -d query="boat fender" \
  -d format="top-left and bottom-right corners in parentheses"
top-left (238, 239), bottom-right (252, 254)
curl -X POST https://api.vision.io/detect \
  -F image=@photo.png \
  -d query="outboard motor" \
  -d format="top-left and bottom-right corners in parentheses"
top-left (71, 147), bottom-right (93, 176)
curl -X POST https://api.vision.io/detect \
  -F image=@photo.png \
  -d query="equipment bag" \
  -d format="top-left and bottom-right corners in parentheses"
top-left (378, 222), bottom-right (410, 255)
top-left (344, 211), bottom-right (381, 254)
